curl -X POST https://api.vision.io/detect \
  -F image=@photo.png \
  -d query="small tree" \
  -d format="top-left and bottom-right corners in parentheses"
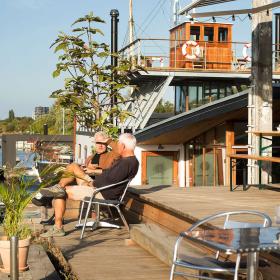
top-left (8, 109), bottom-right (15, 121)
top-left (155, 99), bottom-right (174, 113)
top-left (50, 12), bottom-right (137, 136)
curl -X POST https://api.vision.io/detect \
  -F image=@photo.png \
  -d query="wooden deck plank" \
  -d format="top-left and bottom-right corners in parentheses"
top-left (52, 222), bottom-right (170, 280)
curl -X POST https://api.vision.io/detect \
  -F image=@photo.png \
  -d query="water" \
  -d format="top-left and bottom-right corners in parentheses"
top-left (0, 146), bottom-right (34, 168)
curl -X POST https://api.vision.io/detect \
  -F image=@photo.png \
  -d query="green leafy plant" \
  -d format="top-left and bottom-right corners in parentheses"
top-left (50, 12), bottom-right (143, 137)
top-left (0, 165), bottom-right (64, 239)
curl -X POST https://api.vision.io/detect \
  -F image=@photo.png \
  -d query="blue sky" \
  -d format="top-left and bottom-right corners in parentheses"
top-left (0, 0), bottom-right (273, 119)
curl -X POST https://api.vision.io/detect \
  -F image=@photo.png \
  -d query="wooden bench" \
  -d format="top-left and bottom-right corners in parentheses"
top-left (228, 154), bottom-right (280, 191)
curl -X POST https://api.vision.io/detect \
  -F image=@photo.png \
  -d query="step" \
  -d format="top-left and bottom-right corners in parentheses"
top-left (130, 222), bottom-right (206, 267)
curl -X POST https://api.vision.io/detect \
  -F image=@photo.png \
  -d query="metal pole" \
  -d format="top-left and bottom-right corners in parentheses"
top-left (62, 108), bottom-right (65, 135)
top-left (10, 236), bottom-right (19, 280)
top-left (110, 9), bottom-right (119, 125)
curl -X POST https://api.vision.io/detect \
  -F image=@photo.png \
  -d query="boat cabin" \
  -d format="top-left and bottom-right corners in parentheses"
top-left (169, 21), bottom-right (233, 70)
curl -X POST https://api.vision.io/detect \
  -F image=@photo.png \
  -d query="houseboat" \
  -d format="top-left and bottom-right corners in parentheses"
top-left (74, 14), bottom-right (280, 189)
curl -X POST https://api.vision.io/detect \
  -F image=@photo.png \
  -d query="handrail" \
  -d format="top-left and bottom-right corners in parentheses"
top-left (228, 154), bottom-right (280, 163)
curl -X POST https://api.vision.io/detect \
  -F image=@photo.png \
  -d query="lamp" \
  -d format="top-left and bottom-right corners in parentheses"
top-left (248, 13), bottom-right (252, 20)
top-left (232, 14), bottom-right (235, 21)
top-left (157, 144), bottom-right (164, 150)
top-left (212, 16), bottom-right (216, 23)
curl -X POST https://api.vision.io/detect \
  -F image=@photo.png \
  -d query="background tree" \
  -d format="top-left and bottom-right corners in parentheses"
top-left (50, 12), bottom-right (138, 136)
top-left (8, 110), bottom-right (15, 121)
top-left (154, 99), bottom-right (174, 113)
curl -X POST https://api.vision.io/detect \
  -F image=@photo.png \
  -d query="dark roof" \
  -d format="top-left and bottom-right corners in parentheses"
top-left (135, 90), bottom-right (248, 144)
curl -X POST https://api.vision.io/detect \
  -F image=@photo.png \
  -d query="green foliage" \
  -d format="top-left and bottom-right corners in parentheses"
top-left (30, 102), bottom-right (73, 135)
top-left (50, 12), bottom-right (140, 137)
top-left (0, 117), bottom-right (34, 134)
top-left (8, 110), bottom-right (15, 121)
top-left (0, 102), bottom-right (73, 135)
top-left (0, 165), bottom-right (65, 239)
top-left (154, 99), bottom-right (174, 113)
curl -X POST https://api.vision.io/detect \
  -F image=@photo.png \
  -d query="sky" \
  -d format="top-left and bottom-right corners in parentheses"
top-left (0, 0), bottom-right (275, 120)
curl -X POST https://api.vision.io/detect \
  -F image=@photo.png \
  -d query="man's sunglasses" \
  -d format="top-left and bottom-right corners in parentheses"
top-left (95, 141), bottom-right (107, 145)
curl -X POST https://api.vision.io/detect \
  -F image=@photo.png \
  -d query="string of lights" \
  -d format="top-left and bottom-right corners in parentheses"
top-left (189, 6), bottom-right (280, 24)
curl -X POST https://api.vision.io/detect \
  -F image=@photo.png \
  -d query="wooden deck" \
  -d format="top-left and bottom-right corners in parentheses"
top-left (51, 185), bottom-right (280, 279)
top-left (53, 221), bottom-right (170, 280)
top-left (125, 185), bottom-right (280, 231)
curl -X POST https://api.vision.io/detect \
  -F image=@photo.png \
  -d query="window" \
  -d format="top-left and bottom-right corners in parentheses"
top-left (218, 27), bottom-right (228, 42)
top-left (175, 86), bottom-right (186, 114)
top-left (84, 145), bottom-right (88, 160)
top-left (204, 27), bottom-right (214, 42)
top-left (188, 83), bottom-right (203, 110)
top-left (181, 26), bottom-right (185, 44)
top-left (211, 83), bottom-right (218, 101)
top-left (188, 85), bottom-right (198, 109)
top-left (78, 144), bottom-right (81, 159)
top-left (190, 26), bottom-right (200, 41)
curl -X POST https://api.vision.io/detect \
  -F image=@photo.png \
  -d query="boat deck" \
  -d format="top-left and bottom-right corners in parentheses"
top-left (53, 221), bottom-right (170, 280)
top-left (52, 185), bottom-right (280, 279)
top-left (126, 185), bottom-right (280, 230)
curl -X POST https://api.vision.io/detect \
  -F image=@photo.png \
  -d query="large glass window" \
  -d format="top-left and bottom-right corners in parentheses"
top-left (218, 27), bottom-right (228, 42)
top-left (188, 85), bottom-right (198, 109)
top-left (204, 27), bottom-right (214, 42)
top-left (147, 155), bottom-right (173, 185)
top-left (175, 86), bottom-right (186, 114)
top-left (211, 83), bottom-right (218, 101)
top-left (190, 26), bottom-right (200, 41)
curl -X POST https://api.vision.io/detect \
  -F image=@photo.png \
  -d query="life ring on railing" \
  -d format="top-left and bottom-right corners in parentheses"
top-left (182, 40), bottom-right (200, 60)
top-left (243, 43), bottom-right (252, 62)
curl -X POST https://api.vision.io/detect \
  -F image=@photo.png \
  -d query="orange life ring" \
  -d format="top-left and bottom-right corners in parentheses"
top-left (243, 43), bottom-right (251, 62)
top-left (182, 40), bottom-right (200, 60)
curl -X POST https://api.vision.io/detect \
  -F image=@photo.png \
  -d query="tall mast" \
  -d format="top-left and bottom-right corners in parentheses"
top-left (129, 0), bottom-right (134, 58)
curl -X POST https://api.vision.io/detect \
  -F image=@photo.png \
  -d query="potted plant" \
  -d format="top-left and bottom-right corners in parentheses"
top-left (0, 165), bottom-right (63, 272)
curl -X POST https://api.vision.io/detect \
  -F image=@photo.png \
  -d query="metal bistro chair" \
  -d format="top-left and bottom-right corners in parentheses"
top-left (170, 210), bottom-right (272, 280)
top-left (76, 179), bottom-right (131, 239)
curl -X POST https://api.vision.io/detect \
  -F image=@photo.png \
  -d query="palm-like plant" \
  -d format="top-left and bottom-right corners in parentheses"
top-left (0, 165), bottom-right (64, 239)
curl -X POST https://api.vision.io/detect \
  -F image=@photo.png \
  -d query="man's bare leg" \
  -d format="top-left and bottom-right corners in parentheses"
top-left (59, 163), bottom-right (92, 187)
top-left (41, 163), bottom-right (93, 198)
top-left (54, 198), bottom-right (66, 229)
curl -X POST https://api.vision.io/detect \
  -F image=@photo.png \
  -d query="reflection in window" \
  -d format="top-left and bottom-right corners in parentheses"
top-left (204, 27), bottom-right (214, 41)
top-left (78, 144), bottom-right (81, 159)
top-left (84, 145), bottom-right (88, 160)
top-left (175, 86), bottom-right (186, 114)
top-left (190, 26), bottom-right (200, 41)
top-left (219, 85), bottom-right (226, 99)
top-left (218, 28), bottom-right (228, 42)
top-left (189, 85), bottom-right (198, 109)
top-left (211, 83), bottom-right (218, 101)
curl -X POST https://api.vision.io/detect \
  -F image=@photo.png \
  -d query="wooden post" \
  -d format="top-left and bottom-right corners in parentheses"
top-left (249, 0), bottom-right (273, 185)
top-left (226, 123), bottom-right (235, 187)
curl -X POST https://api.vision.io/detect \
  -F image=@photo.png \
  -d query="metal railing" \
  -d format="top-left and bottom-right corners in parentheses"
top-left (119, 38), bottom-right (280, 72)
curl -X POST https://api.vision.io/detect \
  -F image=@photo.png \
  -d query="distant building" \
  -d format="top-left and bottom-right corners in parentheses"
top-left (33, 106), bottom-right (49, 120)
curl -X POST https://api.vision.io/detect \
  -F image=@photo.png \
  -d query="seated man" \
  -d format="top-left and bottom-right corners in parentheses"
top-left (40, 133), bottom-right (139, 237)
top-left (35, 131), bottom-right (119, 202)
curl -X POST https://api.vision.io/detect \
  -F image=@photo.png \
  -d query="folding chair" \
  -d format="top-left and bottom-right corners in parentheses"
top-left (76, 179), bottom-right (131, 239)
top-left (170, 210), bottom-right (272, 280)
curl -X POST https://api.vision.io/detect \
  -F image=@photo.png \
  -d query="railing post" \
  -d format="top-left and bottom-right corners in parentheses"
top-left (138, 40), bottom-right (141, 65)
top-left (175, 40), bottom-right (177, 68)
top-left (10, 236), bottom-right (19, 280)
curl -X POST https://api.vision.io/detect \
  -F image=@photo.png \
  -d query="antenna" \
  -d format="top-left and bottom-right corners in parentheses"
top-left (173, 0), bottom-right (180, 26)
top-left (129, 0), bottom-right (135, 58)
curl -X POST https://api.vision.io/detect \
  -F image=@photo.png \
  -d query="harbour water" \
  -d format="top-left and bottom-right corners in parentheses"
top-left (0, 146), bottom-right (33, 167)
